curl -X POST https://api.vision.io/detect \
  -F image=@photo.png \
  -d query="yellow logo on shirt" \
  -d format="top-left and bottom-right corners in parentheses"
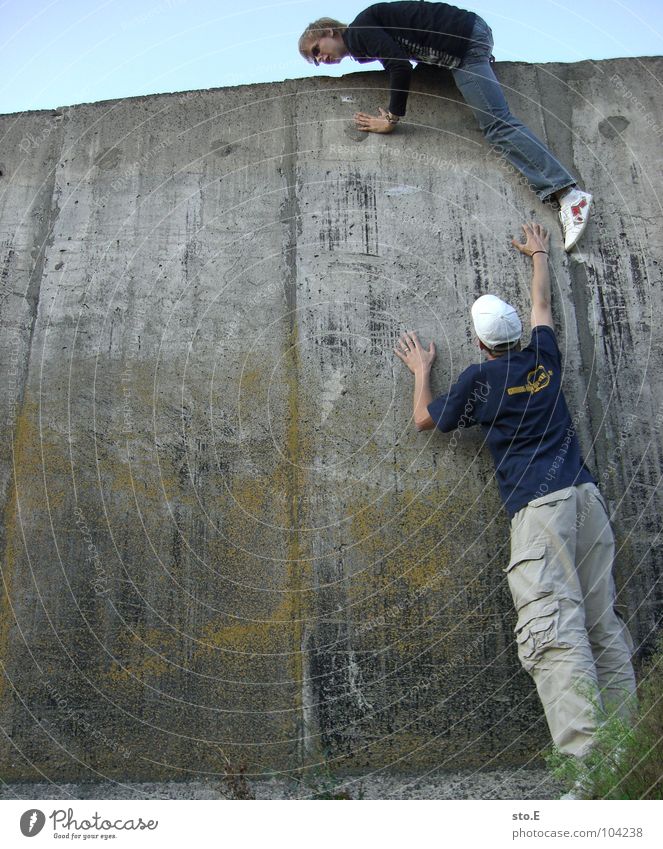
top-left (507, 364), bottom-right (553, 396)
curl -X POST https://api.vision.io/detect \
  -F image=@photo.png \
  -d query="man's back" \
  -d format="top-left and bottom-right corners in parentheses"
top-left (427, 325), bottom-right (595, 517)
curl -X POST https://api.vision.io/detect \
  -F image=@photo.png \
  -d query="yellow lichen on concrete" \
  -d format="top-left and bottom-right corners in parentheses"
top-left (343, 485), bottom-right (483, 658)
top-left (0, 485), bottom-right (17, 708)
top-left (0, 396), bottom-right (46, 705)
top-left (238, 365), bottom-right (265, 397)
top-left (106, 625), bottom-right (180, 684)
top-left (107, 458), bottom-right (183, 506)
top-left (195, 594), bottom-right (294, 656)
top-left (229, 473), bottom-right (277, 517)
top-left (284, 322), bottom-right (308, 759)
top-left (4, 397), bottom-right (72, 511)
top-left (348, 487), bottom-right (464, 590)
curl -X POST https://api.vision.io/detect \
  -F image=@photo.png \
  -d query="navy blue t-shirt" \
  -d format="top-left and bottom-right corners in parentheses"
top-left (427, 326), bottom-right (595, 517)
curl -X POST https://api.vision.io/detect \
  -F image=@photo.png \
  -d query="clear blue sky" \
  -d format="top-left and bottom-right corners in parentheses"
top-left (1, 0), bottom-right (662, 114)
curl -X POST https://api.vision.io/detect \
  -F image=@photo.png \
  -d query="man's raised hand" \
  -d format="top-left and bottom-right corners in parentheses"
top-left (394, 331), bottom-right (436, 374)
top-left (511, 222), bottom-right (550, 257)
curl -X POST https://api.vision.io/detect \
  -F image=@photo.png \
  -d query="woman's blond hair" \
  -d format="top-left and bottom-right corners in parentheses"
top-left (298, 17), bottom-right (348, 60)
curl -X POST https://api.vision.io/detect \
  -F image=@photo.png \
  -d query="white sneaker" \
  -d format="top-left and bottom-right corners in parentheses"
top-left (559, 188), bottom-right (593, 251)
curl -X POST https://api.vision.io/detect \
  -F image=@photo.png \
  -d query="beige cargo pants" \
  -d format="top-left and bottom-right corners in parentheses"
top-left (507, 482), bottom-right (637, 757)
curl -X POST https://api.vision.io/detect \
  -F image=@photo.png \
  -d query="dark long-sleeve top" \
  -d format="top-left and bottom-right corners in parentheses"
top-left (341, 1), bottom-right (476, 116)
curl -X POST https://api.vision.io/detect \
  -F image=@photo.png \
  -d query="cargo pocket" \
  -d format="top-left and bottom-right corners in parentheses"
top-left (503, 544), bottom-right (553, 612)
top-left (514, 598), bottom-right (562, 675)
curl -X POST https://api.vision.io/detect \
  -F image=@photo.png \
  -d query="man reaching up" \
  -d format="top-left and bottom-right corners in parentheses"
top-left (394, 223), bottom-right (636, 788)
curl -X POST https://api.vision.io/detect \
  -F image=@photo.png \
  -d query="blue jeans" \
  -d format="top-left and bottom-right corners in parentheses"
top-left (451, 17), bottom-right (575, 202)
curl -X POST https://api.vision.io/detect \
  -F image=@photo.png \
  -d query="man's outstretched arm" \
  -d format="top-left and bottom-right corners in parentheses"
top-left (394, 331), bottom-right (436, 430)
top-left (512, 222), bottom-right (552, 329)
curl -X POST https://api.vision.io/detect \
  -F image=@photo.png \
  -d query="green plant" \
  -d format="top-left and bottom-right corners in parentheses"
top-left (546, 634), bottom-right (663, 800)
top-left (214, 747), bottom-right (256, 800)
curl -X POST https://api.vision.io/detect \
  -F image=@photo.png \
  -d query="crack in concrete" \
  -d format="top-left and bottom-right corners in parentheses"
top-left (535, 63), bottom-right (606, 474)
top-left (280, 85), bottom-right (318, 768)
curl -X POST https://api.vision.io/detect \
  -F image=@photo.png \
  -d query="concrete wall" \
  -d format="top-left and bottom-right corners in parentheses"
top-left (1, 56), bottom-right (662, 782)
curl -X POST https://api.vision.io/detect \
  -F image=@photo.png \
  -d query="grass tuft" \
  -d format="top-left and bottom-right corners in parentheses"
top-left (546, 632), bottom-right (663, 800)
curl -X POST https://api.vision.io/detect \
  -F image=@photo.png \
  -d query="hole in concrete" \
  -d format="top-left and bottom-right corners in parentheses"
top-left (210, 138), bottom-right (235, 157)
top-left (598, 116), bottom-right (629, 140)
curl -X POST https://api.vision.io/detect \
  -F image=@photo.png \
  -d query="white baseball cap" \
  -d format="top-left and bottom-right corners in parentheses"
top-left (471, 294), bottom-right (522, 349)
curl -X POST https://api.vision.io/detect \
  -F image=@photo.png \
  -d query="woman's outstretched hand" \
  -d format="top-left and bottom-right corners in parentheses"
top-left (354, 107), bottom-right (397, 133)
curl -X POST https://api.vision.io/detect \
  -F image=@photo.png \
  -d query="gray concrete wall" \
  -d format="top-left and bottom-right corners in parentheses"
top-left (1, 56), bottom-right (662, 782)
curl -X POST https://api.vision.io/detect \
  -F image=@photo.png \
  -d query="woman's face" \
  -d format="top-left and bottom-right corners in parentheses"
top-left (308, 31), bottom-right (346, 66)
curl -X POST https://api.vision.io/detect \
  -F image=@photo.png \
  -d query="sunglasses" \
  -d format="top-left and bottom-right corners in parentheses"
top-left (310, 44), bottom-right (320, 66)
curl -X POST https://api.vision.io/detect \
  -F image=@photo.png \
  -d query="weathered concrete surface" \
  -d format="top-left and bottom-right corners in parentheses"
top-left (1, 57), bottom-right (662, 786)
top-left (0, 768), bottom-right (561, 800)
